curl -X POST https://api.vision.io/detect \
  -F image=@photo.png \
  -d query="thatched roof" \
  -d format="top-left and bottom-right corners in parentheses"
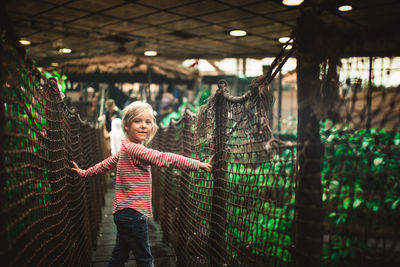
top-left (56, 52), bottom-right (197, 85)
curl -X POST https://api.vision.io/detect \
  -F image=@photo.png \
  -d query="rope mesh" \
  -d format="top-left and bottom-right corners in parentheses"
top-left (1, 10), bottom-right (400, 267)
top-left (151, 69), bottom-right (400, 266)
top-left (152, 80), bottom-right (297, 266)
top-left (0, 28), bottom-right (108, 266)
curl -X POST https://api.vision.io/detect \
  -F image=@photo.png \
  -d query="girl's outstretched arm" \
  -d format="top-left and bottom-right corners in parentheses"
top-left (126, 142), bottom-right (212, 172)
top-left (71, 152), bottom-right (119, 177)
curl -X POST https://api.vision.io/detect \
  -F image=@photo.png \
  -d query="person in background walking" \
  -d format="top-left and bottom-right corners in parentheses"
top-left (105, 99), bottom-right (122, 133)
top-left (71, 101), bottom-right (212, 267)
top-left (109, 118), bottom-right (124, 155)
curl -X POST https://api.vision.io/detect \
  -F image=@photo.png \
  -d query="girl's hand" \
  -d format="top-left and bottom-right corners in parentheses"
top-left (71, 161), bottom-right (82, 172)
top-left (199, 156), bottom-right (213, 173)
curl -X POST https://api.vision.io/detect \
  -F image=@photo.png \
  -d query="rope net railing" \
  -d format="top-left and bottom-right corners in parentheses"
top-left (151, 56), bottom-right (400, 267)
top-left (152, 79), bottom-right (297, 267)
top-left (0, 24), bottom-right (109, 266)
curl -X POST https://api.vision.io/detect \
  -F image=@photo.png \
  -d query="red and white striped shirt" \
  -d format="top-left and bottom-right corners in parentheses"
top-left (77, 139), bottom-right (200, 218)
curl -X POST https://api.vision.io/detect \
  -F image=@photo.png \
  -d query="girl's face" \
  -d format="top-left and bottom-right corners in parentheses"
top-left (125, 112), bottom-right (153, 144)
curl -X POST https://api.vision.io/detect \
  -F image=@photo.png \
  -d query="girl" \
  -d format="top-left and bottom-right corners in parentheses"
top-left (72, 101), bottom-right (212, 267)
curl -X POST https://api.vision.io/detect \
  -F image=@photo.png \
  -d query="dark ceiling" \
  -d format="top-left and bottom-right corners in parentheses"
top-left (5, 0), bottom-right (400, 66)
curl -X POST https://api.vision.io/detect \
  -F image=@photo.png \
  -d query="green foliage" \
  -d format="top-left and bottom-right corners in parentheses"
top-left (161, 101), bottom-right (198, 127)
top-left (161, 88), bottom-right (211, 127)
top-left (216, 119), bottom-right (399, 265)
top-left (320, 120), bottom-right (400, 264)
top-left (198, 88), bottom-right (211, 106)
top-left (44, 70), bottom-right (68, 93)
top-left (2, 74), bottom-right (51, 242)
top-left (224, 148), bottom-right (296, 264)
top-left (280, 115), bottom-right (297, 135)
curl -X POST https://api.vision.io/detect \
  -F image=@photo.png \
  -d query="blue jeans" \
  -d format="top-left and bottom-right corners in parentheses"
top-left (107, 208), bottom-right (153, 267)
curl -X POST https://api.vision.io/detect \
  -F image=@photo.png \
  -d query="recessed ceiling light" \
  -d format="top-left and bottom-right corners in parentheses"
top-left (229, 30), bottom-right (247, 37)
top-left (19, 39), bottom-right (31, 45)
top-left (338, 5), bottom-right (352, 12)
top-left (278, 37), bottom-right (292, 43)
top-left (282, 0), bottom-right (304, 6)
top-left (144, 50), bottom-right (157, 56)
top-left (59, 48), bottom-right (72, 54)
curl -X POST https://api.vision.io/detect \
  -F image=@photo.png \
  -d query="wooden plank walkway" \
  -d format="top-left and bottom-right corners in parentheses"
top-left (90, 181), bottom-right (177, 267)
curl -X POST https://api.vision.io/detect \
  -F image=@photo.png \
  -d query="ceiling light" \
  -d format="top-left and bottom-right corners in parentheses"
top-left (144, 50), bottom-right (157, 56)
top-left (282, 0), bottom-right (304, 6)
top-left (338, 5), bottom-right (352, 12)
top-left (278, 37), bottom-right (292, 43)
top-left (229, 30), bottom-right (247, 37)
top-left (59, 48), bottom-right (72, 54)
top-left (51, 62), bottom-right (59, 67)
top-left (285, 44), bottom-right (293, 50)
top-left (19, 39), bottom-right (31, 45)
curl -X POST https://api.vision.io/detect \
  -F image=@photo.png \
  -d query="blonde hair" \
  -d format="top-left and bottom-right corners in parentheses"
top-left (122, 101), bottom-right (158, 145)
top-left (105, 99), bottom-right (115, 108)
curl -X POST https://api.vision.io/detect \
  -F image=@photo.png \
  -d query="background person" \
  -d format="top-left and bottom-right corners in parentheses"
top-left (109, 118), bottom-right (124, 155)
top-left (105, 99), bottom-right (122, 133)
top-left (103, 99), bottom-right (122, 144)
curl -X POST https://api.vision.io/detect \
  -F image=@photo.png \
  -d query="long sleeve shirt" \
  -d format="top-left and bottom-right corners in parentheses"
top-left (77, 139), bottom-right (200, 218)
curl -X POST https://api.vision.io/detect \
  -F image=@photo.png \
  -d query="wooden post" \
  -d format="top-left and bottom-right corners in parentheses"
top-left (295, 14), bottom-right (324, 266)
top-left (98, 83), bottom-right (107, 118)
top-left (366, 56), bottom-right (373, 128)
top-left (209, 80), bottom-right (228, 266)
top-left (278, 69), bottom-right (283, 135)
top-left (242, 57), bottom-right (247, 76)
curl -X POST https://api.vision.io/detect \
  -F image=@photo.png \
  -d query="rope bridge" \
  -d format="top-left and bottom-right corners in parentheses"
top-left (1, 11), bottom-right (400, 267)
